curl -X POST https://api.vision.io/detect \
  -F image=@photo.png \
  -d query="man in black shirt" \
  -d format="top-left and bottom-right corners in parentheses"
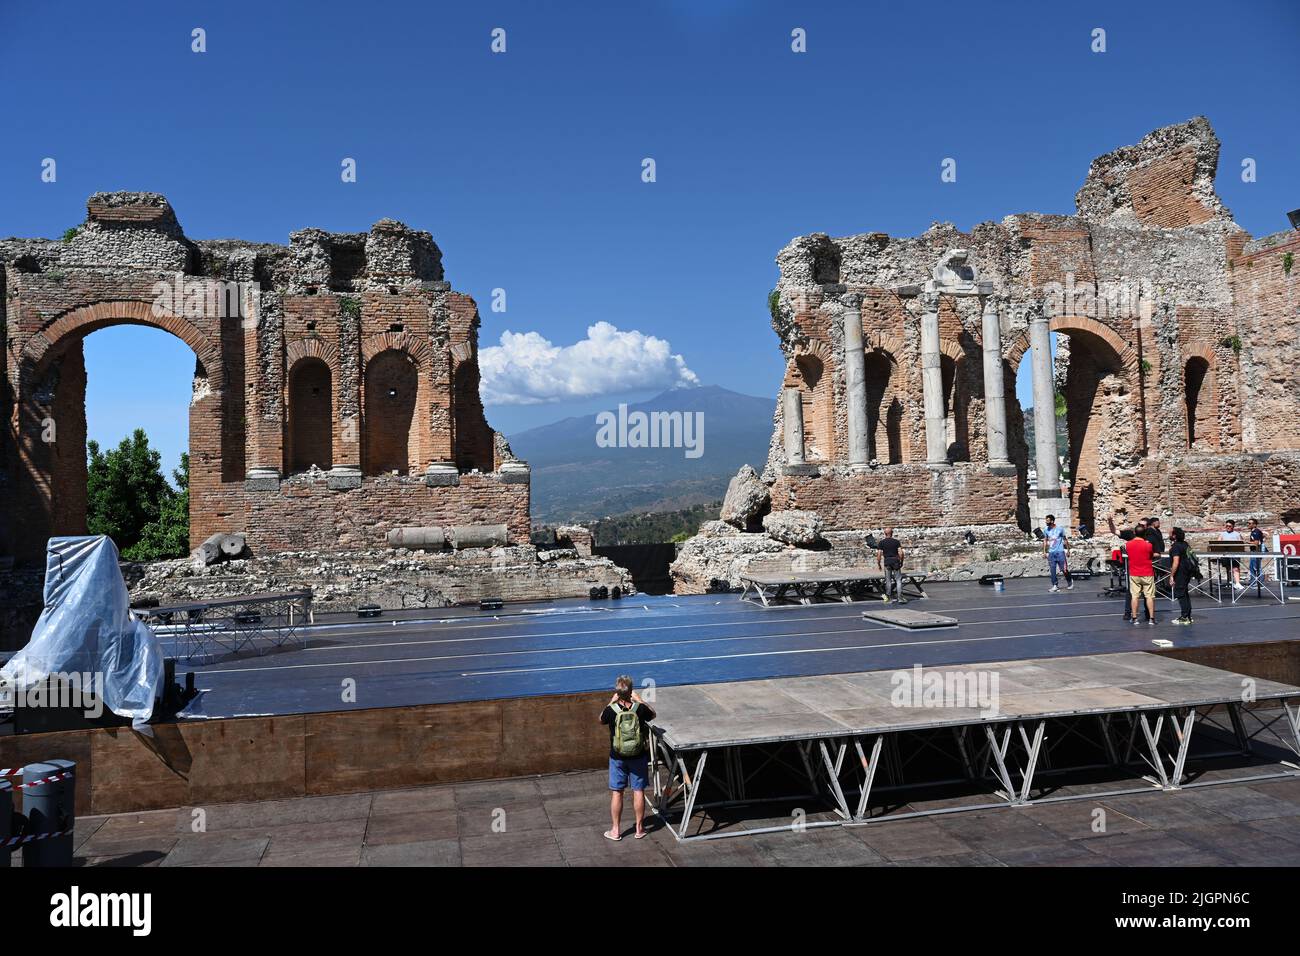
top-left (600, 675), bottom-right (656, 841)
top-left (876, 527), bottom-right (906, 604)
top-left (1167, 527), bottom-right (1197, 625)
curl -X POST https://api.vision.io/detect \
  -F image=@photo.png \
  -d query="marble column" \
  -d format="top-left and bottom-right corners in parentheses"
top-left (1029, 308), bottom-right (1060, 497)
top-left (981, 297), bottom-right (1013, 471)
top-left (919, 293), bottom-right (949, 466)
top-left (782, 387), bottom-right (805, 466)
top-left (841, 294), bottom-right (869, 468)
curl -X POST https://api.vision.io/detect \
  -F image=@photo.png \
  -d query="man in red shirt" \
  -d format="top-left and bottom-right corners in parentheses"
top-left (1126, 531), bottom-right (1157, 626)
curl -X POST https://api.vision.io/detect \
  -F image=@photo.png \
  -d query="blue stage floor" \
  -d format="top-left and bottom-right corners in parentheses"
top-left (173, 577), bottom-right (1300, 719)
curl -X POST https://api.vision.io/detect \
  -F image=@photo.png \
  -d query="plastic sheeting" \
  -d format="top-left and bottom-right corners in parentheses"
top-left (0, 535), bottom-right (162, 722)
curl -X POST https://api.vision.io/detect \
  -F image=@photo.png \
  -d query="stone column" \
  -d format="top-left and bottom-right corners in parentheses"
top-left (841, 294), bottom-right (869, 468)
top-left (782, 387), bottom-right (805, 466)
top-left (919, 293), bottom-right (949, 466)
top-left (1028, 308), bottom-right (1071, 527)
top-left (980, 297), bottom-right (1013, 471)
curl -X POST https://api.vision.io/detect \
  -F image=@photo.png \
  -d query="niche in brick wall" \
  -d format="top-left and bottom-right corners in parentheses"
top-left (287, 358), bottom-right (333, 472)
top-left (364, 349), bottom-right (418, 475)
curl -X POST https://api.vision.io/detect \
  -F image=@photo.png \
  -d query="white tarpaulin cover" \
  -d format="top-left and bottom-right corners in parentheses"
top-left (0, 535), bottom-right (162, 721)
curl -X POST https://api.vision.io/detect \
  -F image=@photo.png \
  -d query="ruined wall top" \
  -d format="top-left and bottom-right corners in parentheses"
top-left (0, 192), bottom-right (447, 294)
top-left (1074, 116), bottom-right (1229, 227)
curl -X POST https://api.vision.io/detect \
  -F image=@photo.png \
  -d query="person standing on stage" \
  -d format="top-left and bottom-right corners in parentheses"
top-left (1247, 518), bottom-right (1266, 586)
top-left (1145, 516), bottom-right (1166, 556)
top-left (1042, 514), bottom-right (1071, 593)
top-left (1168, 527), bottom-right (1198, 626)
top-left (600, 675), bottom-right (656, 841)
top-left (1220, 519), bottom-right (1246, 591)
top-left (1126, 523), bottom-right (1158, 626)
top-left (876, 527), bottom-right (906, 604)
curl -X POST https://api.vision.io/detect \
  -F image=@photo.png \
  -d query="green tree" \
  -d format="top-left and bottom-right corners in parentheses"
top-left (86, 430), bottom-right (188, 559)
top-left (126, 453), bottom-right (190, 561)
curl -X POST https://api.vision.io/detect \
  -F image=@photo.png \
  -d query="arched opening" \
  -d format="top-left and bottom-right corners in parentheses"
top-left (795, 353), bottom-right (832, 463)
top-left (940, 354), bottom-right (971, 462)
top-left (17, 318), bottom-right (214, 562)
top-left (287, 358), bottom-right (333, 472)
top-left (364, 349), bottom-right (419, 475)
top-left (863, 349), bottom-right (905, 464)
top-left (1184, 356), bottom-right (1214, 450)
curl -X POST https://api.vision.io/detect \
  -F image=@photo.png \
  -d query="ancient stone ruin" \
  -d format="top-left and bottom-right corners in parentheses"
top-left (0, 193), bottom-right (627, 637)
top-left (674, 117), bottom-right (1300, 591)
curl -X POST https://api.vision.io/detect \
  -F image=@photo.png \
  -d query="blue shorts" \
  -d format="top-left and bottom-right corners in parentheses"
top-left (609, 755), bottom-right (649, 792)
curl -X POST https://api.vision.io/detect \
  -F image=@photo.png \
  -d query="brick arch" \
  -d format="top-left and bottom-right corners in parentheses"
top-left (18, 299), bottom-right (223, 387)
top-left (1005, 316), bottom-right (1137, 373)
top-left (1181, 341), bottom-right (1217, 366)
top-left (285, 337), bottom-right (340, 374)
top-left (865, 332), bottom-right (904, 357)
top-left (361, 331), bottom-right (431, 366)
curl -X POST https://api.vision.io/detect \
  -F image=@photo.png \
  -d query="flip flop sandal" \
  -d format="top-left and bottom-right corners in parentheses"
top-left (634, 830), bottom-right (648, 839)
top-left (604, 830), bottom-right (622, 841)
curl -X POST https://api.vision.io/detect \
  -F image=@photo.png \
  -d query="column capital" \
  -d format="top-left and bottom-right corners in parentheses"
top-left (919, 291), bottom-right (941, 313)
top-left (838, 291), bottom-right (863, 311)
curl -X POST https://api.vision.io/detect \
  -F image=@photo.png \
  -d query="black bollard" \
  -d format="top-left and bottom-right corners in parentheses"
top-left (20, 759), bottom-right (75, 867)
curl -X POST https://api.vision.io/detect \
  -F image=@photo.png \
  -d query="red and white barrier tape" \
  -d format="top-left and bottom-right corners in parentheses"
top-left (0, 771), bottom-right (74, 790)
top-left (2, 827), bottom-right (74, 848)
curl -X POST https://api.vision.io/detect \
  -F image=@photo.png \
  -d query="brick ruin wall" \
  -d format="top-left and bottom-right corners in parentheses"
top-left (765, 116), bottom-right (1299, 535)
top-left (0, 192), bottom-right (532, 569)
top-left (673, 117), bottom-right (1299, 592)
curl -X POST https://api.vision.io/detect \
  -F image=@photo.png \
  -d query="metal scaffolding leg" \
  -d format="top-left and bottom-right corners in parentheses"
top-left (852, 735), bottom-right (885, 821)
top-left (818, 741), bottom-right (852, 820)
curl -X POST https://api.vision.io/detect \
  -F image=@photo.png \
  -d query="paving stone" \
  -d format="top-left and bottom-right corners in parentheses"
top-left (364, 809), bottom-right (460, 845)
top-left (456, 802), bottom-right (553, 838)
top-left (1019, 800), bottom-right (1150, 840)
top-left (262, 843), bottom-right (364, 867)
top-left (992, 840), bottom-right (1113, 866)
top-left (1099, 791), bottom-right (1233, 830)
top-left (361, 840), bottom-right (461, 867)
top-left (459, 829), bottom-right (564, 867)
top-left (904, 851), bottom-right (1005, 867)
top-left (931, 808), bottom-right (1061, 852)
top-left (749, 828), bottom-right (888, 867)
top-left (369, 786), bottom-right (457, 815)
top-left (160, 834), bottom-right (270, 867)
top-left (1165, 822), bottom-right (1300, 865)
top-left (1177, 783), bottom-right (1300, 821)
top-left (76, 852), bottom-right (166, 868)
top-left (552, 824), bottom-right (673, 863)
top-left (453, 778), bottom-right (542, 808)
top-left (1078, 830), bottom-right (1233, 866)
top-left (846, 818), bottom-right (975, 861)
top-left (193, 793), bottom-right (373, 830)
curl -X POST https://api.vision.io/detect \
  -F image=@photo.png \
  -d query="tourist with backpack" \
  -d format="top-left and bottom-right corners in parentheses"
top-left (1167, 527), bottom-right (1202, 625)
top-left (601, 675), bottom-right (656, 841)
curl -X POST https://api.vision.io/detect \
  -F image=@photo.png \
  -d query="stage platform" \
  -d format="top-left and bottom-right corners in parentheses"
top-left (171, 576), bottom-right (1300, 720)
top-left (649, 653), bottom-right (1300, 841)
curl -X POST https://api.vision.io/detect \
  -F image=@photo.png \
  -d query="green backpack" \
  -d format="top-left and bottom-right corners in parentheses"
top-left (612, 704), bottom-right (645, 757)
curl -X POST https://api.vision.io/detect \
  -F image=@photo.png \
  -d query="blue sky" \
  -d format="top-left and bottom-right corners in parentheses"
top-left (2, 0), bottom-right (1297, 476)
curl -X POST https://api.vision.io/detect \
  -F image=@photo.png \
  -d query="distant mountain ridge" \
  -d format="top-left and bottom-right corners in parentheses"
top-left (509, 385), bottom-right (773, 524)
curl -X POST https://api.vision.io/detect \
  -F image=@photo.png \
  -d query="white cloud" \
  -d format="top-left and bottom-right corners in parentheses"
top-left (479, 321), bottom-right (699, 405)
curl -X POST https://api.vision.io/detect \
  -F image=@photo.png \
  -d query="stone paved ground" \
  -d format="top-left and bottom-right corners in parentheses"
top-left (14, 768), bottom-right (1300, 867)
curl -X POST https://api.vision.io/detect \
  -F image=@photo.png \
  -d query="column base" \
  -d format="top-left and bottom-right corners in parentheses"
top-left (926, 461), bottom-right (953, 471)
top-left (988, 459), bottom-right (1017, 476)
top-left (327, 465), bottom-right (362, 490)
top-left (424, 462), bottom-right (461, 487)
top-left (244, 468), bottom-right (281, 492)
top-left (1030, 496), bottom-right (1072, 532)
